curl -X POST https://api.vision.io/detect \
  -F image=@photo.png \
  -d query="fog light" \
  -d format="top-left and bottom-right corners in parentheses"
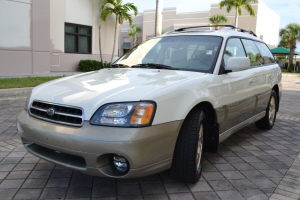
top-left (112, 155), bottom-right (129, 174)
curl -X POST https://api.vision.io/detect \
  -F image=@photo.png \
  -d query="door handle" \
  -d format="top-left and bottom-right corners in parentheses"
top-left (249, 78), bottom-right (254, 85)
top-left (268, 73), bottom-right (273, 79)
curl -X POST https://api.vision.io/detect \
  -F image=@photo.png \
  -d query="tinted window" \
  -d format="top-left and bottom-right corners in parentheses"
top-left (254, 42), bottom-right (275, 64)
top-left (117, 36), bottom-right (223, 73)
top-left (65, 23), bottom-right (92, 54)
top-left (223, 38), bottom-right (246, 67)
top-left (241, 39), bottom-right (262, 66)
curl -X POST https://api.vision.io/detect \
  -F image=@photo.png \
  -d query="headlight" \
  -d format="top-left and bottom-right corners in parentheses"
top-left (90, 101), bottom-right (156, 127)
top-left (24, 91), bottom-right (32, 111)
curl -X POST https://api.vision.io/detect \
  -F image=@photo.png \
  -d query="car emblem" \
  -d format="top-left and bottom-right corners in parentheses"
top-left (46, 108), bottom-right (55, 116)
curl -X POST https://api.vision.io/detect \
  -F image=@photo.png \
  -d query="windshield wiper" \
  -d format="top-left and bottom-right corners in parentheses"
top-left (131, 63), bottom-right (178, 70)
top-left (110, 64), bottom-right (130, 68)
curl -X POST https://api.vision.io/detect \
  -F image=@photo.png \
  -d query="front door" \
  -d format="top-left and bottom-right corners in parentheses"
top-left (220, 38), bottom-right (256, 133)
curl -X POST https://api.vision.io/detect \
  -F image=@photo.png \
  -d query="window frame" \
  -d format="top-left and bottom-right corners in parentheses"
top-left (253, 41), bottom-right (276, 65)
top-left (65, 23), bottom-right (92, 54)
top-left (219, 36), bottom-right (276, 74)
top-left (117, 35), bottom-right (224, 74)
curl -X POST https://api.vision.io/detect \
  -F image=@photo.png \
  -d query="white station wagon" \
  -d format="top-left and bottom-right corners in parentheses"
top-left (17, 25), bottom-right (282, 183)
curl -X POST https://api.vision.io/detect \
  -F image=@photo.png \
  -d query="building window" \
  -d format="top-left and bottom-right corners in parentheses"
top-left (65, 23), bottom-right (92, 54)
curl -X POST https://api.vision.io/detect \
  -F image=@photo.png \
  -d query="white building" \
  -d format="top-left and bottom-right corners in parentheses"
top-left (119, 2), bottom-right (280, 56)
top-left (0, 0), bottom-right (118, 76)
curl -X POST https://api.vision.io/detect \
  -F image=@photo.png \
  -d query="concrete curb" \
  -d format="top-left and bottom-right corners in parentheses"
top-left (0, 87), bottom-right (32, 99)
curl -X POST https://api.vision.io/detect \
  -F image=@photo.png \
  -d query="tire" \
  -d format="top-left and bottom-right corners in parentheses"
top-left (255, 90), bottom-right (278, 130)
top-left (170, 108), bottom-right (205, 183)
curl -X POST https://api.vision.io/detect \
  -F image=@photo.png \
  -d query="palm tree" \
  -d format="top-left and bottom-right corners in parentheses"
top-left (279, 23), bottom-right (300, 72)
top-left (128, 25), bottom-right (142, 47)
top-left (218, 0), bottom-right (258, 27)
top-left (209, 14), bottom-right (228, 30)
top-left (101, 0), bottom-right (138, 62)
top-left (279, 32), bottom-right (290, 49)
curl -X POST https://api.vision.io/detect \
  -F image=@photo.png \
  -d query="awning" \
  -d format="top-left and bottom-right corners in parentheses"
top-left (270, 47), bottom-right (299, 55)
top-left (121, 42), bottom-right (131, 49)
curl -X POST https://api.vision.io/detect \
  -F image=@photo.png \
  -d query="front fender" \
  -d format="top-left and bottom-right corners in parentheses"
top-left (142, 74), bottom-right (223, 125)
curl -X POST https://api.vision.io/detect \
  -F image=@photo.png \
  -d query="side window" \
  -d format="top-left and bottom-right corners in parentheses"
top-left (223, 38), bottom-right (246, 67)
top-left (241, 39), bottom-right (262, 67)
top-left (254, 42), bottom-right (276, 64)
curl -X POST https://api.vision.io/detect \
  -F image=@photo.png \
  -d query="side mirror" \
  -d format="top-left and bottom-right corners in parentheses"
top-left (111, 57), bottom-right (120, 64)
top-left (226, 57), bottom-right (250, 72)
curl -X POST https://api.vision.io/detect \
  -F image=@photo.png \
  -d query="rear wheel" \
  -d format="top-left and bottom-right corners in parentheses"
top-left (170, 108), bottom-right (205, 183)
top-left (255, 90), bottom-right (278, 130)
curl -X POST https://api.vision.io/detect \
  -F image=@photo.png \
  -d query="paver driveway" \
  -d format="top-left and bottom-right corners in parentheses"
top-left (0, 74), bottom-right (299, 200)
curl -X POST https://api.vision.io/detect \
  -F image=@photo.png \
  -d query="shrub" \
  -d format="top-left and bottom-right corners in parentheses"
top-left (78, 60), bottom-right (111, 72)
top-left (78, 60), bottom-right (101, 72)
top-left (102, 61), bottom-right (111, 68)
top-left (285, 62), bottom-right (294, 69)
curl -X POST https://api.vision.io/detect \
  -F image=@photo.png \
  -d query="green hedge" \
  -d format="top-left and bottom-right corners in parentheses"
top-left (78, 60), bottom-right (110, 72)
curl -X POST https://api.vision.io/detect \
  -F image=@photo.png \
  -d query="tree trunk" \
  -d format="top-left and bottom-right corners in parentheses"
top-left (155, 0), bottom-right (162, 36)
top-left (288, 41), bottom-right (296, 72)
top-left (111, 15), bottom-right (118, 63)
top-left (98, 0), bottom-right (103, 67)
top-left (99, 26), bottom-right (104, 67)
top-left (235, 7), bottom-right (238, 27)
top-left (133, 35), bottom-right (137, 47)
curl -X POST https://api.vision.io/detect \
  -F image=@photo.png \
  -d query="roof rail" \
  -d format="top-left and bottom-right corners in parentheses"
top-left (174, 25), bottom-right (257, 37)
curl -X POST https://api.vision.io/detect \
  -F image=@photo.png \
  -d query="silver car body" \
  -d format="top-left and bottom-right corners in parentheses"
top-left (17, 28), bottom-right (282, 178)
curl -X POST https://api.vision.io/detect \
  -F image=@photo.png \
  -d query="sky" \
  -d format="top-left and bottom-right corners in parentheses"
top-left (123, 0), bottom-right (300, 51)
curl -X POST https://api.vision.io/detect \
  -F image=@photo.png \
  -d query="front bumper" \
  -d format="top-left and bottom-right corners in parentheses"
top-left (17, 109), bottom-right (182, 178)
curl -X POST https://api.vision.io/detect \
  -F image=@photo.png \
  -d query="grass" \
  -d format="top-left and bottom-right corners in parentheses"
top-left (0, 76), bottom-right (65, 89)
top-left (281, 69), bottom-right (300, 74)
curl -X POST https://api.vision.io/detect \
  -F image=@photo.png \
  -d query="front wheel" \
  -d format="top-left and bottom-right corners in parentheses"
top-left (170, 108), bottom-right (205, 183)
top-left (255, 90), bottom-right (278, 130)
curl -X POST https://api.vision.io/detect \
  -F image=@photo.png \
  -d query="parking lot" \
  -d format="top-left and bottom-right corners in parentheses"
top-left (0, 74), bottom-right (300, 200)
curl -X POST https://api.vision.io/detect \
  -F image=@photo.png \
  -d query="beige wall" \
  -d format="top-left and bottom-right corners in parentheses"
top-left (119, 3), bottom-right (280, 56)
top-left (0, 0), bottom-right (51, 75)
top-left (50, 0), bottom-right (118, 72)
top-left (0, 0), bottom-right (118, 75)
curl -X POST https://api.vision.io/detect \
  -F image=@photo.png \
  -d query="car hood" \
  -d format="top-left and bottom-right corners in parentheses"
top-left (30, 68), bottom-right (205, 119)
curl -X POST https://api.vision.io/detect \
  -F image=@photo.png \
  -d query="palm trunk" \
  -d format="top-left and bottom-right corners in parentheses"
top-left (99, 26), bottom-right (104, 67)
top-left (235, 7), bottom-right (238, 27)
top-left (133, 35), bottom-right (137, 47)
top-left (155, 0), bottom-right (162, 36)
top-left (288, 49), bottom-right (294, 72)
top-left (111, 15), bottom-right (118, 63)
top-left (98, 0), bottom-right (103, 67)
top-left (288, 40), bottom-right (296, 72)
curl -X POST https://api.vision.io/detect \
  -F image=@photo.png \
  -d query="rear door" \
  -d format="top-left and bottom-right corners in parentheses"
top-left (251, 41), bottom-right (278, 114)
top-left (240, 39), bottom-right (271, 116)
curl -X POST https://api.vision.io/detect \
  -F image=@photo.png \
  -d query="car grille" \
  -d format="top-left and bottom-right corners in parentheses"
top-left (29, 100), bottom-right (84, 127)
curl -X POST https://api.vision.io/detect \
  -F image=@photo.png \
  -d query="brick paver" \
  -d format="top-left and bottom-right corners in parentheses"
top-left (0, 74), bottom-right (299, 199)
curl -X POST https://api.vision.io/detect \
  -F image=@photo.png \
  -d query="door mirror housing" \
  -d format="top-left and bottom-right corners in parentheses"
top-left (226, 57), bottom-right (250, 72)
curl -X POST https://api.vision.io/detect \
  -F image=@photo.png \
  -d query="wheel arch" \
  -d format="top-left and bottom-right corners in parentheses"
top-left (180, 101), bottom-right (220, 153)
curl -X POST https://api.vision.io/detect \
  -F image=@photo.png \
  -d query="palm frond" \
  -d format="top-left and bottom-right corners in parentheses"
top-left (237, 6), bottom-right (242, 15)
top-left (209, 14), bottom-right (228, 25)
top-left (101, 8), bottom-right (114, 21)
top-left (244, 3), bottom-right (255, 16)
top-left (219, 0), bottom-right (258, 16)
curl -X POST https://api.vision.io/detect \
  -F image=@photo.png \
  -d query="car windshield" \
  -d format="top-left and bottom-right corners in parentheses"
top-left (114, 35), bottom-right (223, 73)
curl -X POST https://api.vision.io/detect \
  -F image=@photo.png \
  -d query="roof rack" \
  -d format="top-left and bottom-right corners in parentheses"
top-left (174, 25), bottom-right (257, 37)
